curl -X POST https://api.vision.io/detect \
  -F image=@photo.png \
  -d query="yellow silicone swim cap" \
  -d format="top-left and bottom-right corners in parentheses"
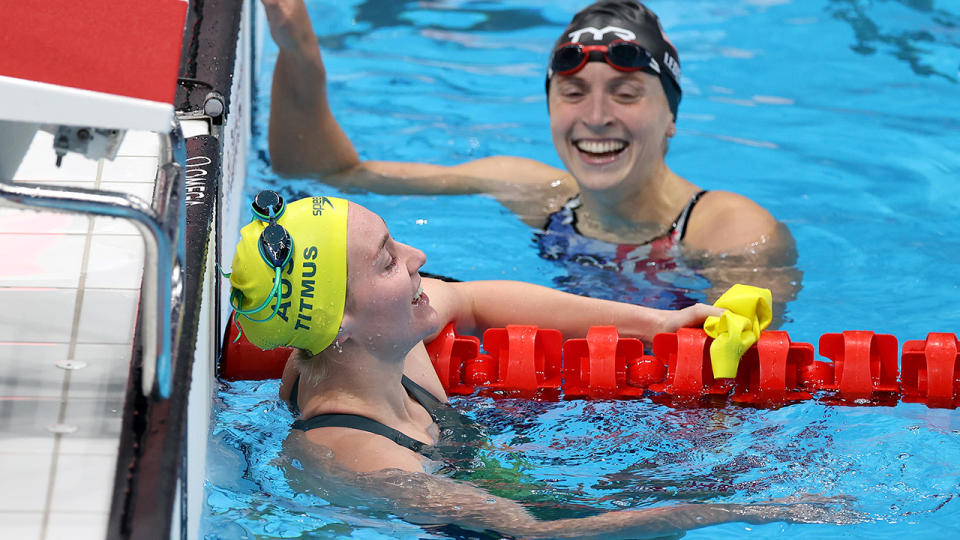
top-left (229, 195), bottom-right (348, 356)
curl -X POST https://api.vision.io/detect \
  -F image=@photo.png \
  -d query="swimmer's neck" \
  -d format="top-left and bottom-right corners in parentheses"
top-left (300, 343), bottom-right (419, 422)
top-left (577, 167), bottom-right (698, 236)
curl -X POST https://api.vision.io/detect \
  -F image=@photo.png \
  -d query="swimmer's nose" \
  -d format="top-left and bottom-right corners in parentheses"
top-left (403, 243), bottom-right (427, 274)
top-left (583, 91), bottom-right (615, 130)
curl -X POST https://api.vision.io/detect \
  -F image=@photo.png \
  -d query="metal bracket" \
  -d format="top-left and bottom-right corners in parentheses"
top-left (0, 120), bottom-right (186, 398)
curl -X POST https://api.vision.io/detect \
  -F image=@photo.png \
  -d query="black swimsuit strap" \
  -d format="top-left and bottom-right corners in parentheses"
top-left (289, 374), bottom-right (444, 454)
top-left (552, 191), bottom-right (707, 243)
top-left (291, 413), bottom-right (427, 453)
top-left (671, 190), bottom-right (708, 240)
top-left (401, 375), bottom-right (442, 408)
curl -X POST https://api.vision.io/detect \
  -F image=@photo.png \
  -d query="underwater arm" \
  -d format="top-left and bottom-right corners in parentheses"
top-left (675, 191), bottom-right (802, 327)
top-left (685, 209), bottom-right (801, 328)
top-left (358, 468), bottom-right (784, 539)
top-left (288, 438), bottom-right (857, 539)
top-left (425, 279), bottom-right (720, 344)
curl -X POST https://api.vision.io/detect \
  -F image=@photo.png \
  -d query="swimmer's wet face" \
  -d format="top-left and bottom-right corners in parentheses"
top-left (545, 1), bottom-right (682, 118)
top-left (549, 63), bottom-right (675, 196)
top-left (340, 204), bottom-right (439, 353)
top-left (544, 1), bottom-right (681, 197)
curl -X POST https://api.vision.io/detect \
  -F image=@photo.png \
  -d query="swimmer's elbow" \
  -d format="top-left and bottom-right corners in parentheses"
top-left (267, 153), bottom-right (358, 183)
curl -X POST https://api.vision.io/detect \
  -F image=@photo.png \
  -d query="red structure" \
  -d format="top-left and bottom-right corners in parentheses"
top-left (218, 319), bottom-right (960, 409)
top-left (219, 321), bottom-right (292, 381)
top-left (901, 333), bottom-right (960, 409)
top-left (424, 323), bottom-right (481, 395)
top-left (646, 328), bottom-right (733, 401)
top-left (477, 326), bottom-right (563, 397)
top-left (733, 331), bottom-right (815, 406)
top-left (814, 331), bottom-right (900, 404)
top-left (562, 326), bottom-right (646, 398)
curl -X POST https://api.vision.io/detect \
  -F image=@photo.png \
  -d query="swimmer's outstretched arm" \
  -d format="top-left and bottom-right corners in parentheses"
top-left (286, 432), bottom-right (859, 539)
top-left (363, 469), bottom-right (856, 539)
top-left (423, 278), bottom-right (721, 344)
top-left (262, 0), bottom-right (568, 199)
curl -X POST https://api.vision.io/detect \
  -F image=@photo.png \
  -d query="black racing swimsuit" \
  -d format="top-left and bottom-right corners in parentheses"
top-left (288, 375), bottom-right (483, 464)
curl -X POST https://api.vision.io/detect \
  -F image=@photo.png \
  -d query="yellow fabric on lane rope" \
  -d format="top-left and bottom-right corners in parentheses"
top-left (703, 284), bottom-right (773, 378)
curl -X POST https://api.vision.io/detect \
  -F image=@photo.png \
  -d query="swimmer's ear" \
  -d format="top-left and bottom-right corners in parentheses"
top-left (666, 120), bottom-right (677, 138)
top-left (335, 314), bottom-right (354, 344)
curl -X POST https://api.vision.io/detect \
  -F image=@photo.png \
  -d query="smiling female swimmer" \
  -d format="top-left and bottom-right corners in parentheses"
top-left (228, 191), bottom-right (859, 538)
top-left (261, 0), bottom-right (795, 257)
top-left (261, 0), bottom-right (802, 315)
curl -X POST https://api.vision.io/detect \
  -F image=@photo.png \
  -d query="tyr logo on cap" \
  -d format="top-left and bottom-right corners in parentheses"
top-left (567, 26), bottom-right (637, 43)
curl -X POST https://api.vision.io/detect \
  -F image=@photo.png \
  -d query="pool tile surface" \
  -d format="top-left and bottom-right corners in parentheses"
top-left (0, 127), bottom-right (159, 540)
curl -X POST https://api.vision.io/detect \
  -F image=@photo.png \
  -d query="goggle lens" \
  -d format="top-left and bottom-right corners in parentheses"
top-left (253, 190), bottom-right (284, 220)
top-left (230, 190), bottom-right (295, 328)
top-left (607, 41), bottom-right (650, 70)
top-left (251, 190), bottom-right (293, 270)
top-left (259, 223), bottom-right (292, 269)
top-left (552, 44), bottom-right (589, 74)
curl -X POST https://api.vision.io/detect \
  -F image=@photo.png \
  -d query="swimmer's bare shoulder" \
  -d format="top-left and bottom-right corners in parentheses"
top-left (683, 190), bottom-right (795, 255)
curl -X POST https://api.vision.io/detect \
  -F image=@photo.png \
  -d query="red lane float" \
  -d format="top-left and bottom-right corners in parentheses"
top-left (460, 326), bottom-right (563, 397)
top-left (218, 320), bottom-right (960, 409)
top-left (424, 323), bottom-right (480, 395)
top-left (219, 320), bottom-right (293, 381)
top-left (563, 326), bottom-right (646, 399)
top-left (734, 331), bottom-right (815, 406)
top-left (901, 333), bottom-right (960, 409)
top-left (814, 331), bottom-right (900, 404)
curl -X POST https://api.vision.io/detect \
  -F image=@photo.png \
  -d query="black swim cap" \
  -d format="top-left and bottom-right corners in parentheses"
top-left (546, 0), bottom-right (682, 119)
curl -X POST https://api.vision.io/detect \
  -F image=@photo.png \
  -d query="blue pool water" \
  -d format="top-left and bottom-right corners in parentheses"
top-left (204, 0), bottom-right (960, 537)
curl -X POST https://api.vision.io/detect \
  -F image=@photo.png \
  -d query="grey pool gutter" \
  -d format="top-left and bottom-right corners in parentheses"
top-left (106, 1), bottom-right (249, 539)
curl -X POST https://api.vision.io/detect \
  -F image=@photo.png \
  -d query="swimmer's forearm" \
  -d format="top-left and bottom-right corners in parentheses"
top-left (451, 280), bottom-right (673, 341)
top-left (269, 46), bottom-right (361, 177)
top-left (360, 470), bottom-right (782, 538)
top-left (527, 503), bottom-right (777, 539)
top-left (265, 0), bottom-right (361, 177)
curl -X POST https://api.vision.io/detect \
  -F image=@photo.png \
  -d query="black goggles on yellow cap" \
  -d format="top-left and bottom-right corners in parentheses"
top-left (251, 190), bottom-right (293, 270)
top-left (229, 190), bottom-right (293, 323)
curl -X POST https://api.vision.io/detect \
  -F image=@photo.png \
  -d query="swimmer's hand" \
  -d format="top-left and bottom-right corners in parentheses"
top-left (659, 303), bottom-right (724, 334)
top-left (733, 493), bottom-right (866, 525)
top-left (262, 0), bottom-right (318, 52)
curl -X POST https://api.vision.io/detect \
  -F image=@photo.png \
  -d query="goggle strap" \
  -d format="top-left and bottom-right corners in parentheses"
top-left (231, 311), bottom-right (243, 344)
top-left (231, 268), bottom-right (283, 324)
top-left (252, 203), bottom-right (285, 223)
top-left (230, 268), bottom-right (282, 316)
top-left (215, 262), bottom-right (231, 279)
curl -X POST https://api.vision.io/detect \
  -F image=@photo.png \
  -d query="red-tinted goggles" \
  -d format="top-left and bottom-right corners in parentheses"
top-left (550, 40), bottom-right (661, 77)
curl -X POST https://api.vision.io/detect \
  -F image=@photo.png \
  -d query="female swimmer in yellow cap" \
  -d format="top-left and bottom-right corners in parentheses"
top-left (229, 191), bottom-right (858, 537)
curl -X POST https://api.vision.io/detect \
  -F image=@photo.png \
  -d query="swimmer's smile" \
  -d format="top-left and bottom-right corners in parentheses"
top-left (573, 138), bottom-right (628, 165)
top-left (413, 282), bottom-right (428, 306)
